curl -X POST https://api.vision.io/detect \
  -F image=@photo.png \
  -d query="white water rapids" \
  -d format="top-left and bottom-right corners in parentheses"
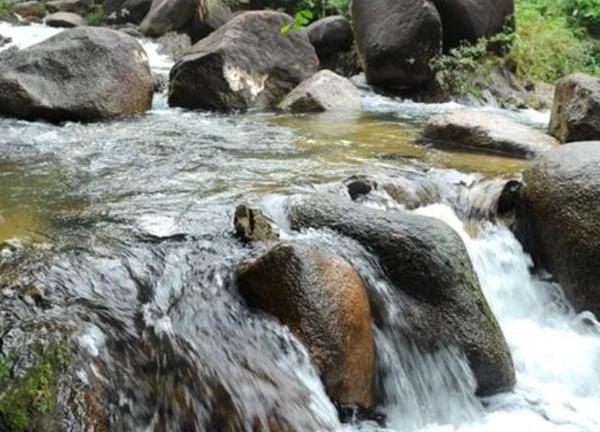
top-left (0, 22), bottom-right (599, 432)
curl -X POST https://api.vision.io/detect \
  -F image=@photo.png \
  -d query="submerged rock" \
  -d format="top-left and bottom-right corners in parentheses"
top-left (237, 242), bottom-right (376, 408)
top-left (233, 204), bottom-right (279, 242)
top-left (549, 74), bottom-right (600, 143)
top-left (288, 194), bottom-right (516, 396)
top-left (169, 11), bottom-right (318, 112)
top-left (279, 70), bottom-right (361, 113)
top-left (0, 27), bottom-right (153, 122)
top-left (423, 110), bottom-right (558, 158)
top-left (434, 0), bottom-right (514, 52)
top-left (522, 142), bottom-right (600, 315)
top-left (45, 11), bottom-right (85, 27)
top-left (352, 0), bottom-right (442, 87)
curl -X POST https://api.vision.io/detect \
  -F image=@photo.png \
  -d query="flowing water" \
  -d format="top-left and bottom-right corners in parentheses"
top-left (0, 23), bottom-right (599, 432)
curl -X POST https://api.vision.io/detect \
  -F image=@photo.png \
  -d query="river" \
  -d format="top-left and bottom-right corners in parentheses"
top-left (0, 22), bottom-right (599, 432)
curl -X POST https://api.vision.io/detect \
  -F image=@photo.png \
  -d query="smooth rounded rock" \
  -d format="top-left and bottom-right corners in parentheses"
top-left (0, 27), bottom-right (153, 122)
top-left (45, 11), bottom-right (85, 27)
top-left (523, 142), bottom-right (600, 315)
top-left (237, 242), bottom-right (376, 408)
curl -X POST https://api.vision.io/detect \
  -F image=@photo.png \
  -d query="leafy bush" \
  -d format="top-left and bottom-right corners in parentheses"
top-left (509, 0), bottom-right (596, 82)
top-left (84, 9), bottom-right (108, 26)
top-left (562, 0), bottom-right (600, 37)
top-left (0, 0), bottom-right (13, 15)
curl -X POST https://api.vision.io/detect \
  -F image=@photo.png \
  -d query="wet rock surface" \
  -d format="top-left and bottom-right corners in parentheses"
top-left (288, 194), bottom-right (516, 396)
top-left (237, 242), bottom-right (376, 408)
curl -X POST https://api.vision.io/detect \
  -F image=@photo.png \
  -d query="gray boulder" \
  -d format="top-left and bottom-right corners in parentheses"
top-left (279, 70), bottom-right (361, 113)
top-left (237, 242), bottom-right (376, 408)
top-left (522, 142), bottom-right (600, 315)
top-left (13, 1), bottom-right (46, 18)
top-left (46, 0), bottom-right (93, 14)
top-left (103, 0), bottom-right (152, 25)
top-left (0, 27), bottom-right (153, 122)
top-left (140, 0), bottom-right (197, 37)
top-left (423, 110), bottom-right (558, 159)
top-left (433, 0), bottom-right (514, 51)
top-left (549, 74), bottom-right (600, 143)
top-left (288, 194), bottom-right (516, 396)
top-left (352, 0), bottom-right (442, 87)
top-left (169, 11), bottom-right (319, 111)
top-left (45, 11), bottom-right (85, 27)
top-left (305, 15), bottom-right (353, 60)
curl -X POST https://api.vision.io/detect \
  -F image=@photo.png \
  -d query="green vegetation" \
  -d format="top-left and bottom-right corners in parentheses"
top-left (84, 9), bottom-right (109, 26)
top-left (510, 0), bottom-right (599, 82)
top-left (0, 0), bottom-right (13, 15)
top-left (0, 342), bottom-right (69, 432)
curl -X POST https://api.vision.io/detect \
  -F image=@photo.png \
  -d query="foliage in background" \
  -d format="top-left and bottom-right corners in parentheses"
top-left (85, 9), bottom-right (109, 26)
top-left (510, 0), bottom-right (599, 82)
top-left (0, 0), bottom-right (13, 16)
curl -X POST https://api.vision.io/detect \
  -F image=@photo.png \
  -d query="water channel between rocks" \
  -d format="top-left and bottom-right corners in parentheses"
top-left (0, 23), bottom-right (599, 432)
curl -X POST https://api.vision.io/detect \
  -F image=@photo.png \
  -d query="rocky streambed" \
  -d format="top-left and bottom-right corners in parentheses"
top-left (0, 19), bottom-right (599, 432)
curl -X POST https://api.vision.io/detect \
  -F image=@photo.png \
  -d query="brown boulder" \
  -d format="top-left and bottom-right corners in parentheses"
top-left (549, 73), bottom-right (600, 143)
top-left (237, 242), bottom-right (376, 408)
top-left (233, 204), bottom-right (279, 242)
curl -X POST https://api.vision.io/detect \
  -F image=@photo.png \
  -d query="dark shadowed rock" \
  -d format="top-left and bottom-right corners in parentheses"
top-left (233, 204), bottom-right (279, 242)
top-left (46, 0), bottom-right (93, 14)
top-left (423, 111), bottom-right (558, 158)
top-left (305, 15), bottom-right (353, 60)
top-left (549, 74), bottom-right (600, 143)
top-left (288, 194), bottom-right (516, 396)
top-left (433, 0), bottom-right (514, 51)
top-left (279, 70), bottom-right (361, 113)
top-left (169, 11), bottom-right (319, 112)
top-left (188, 0), bottom-right (231, 43)
top-left (140, 0), bottom-right (197, 37)
top-left (523, 142), bottom-right (600, 315)
top-left (104, 0), bottom-right (152, 25)
top-left (45, 11), bottom-right (85, 27)
top-left (352, 0), bottom-right (442, 87)
top-left (12, 1), bottom-right (46, 18)
top-left (0, 27), bottom-right (153, 122)
top-left (237, 242), bottom-right (376, 408)
top-left (344, 175), bottom-right (378, 201)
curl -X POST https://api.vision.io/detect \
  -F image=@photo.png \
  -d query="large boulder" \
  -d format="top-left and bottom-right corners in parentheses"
top-left (423, 110), bottom-right (558, 159)
top-left (522, 142), bottom-right (600, 315)
top-left (46, 0), bottom-right (93, 15)
top-left (103, 0), bottom-right (152, 25)
top-left (45, 11), bottom-right (84, 27)
top-left (0, 27), bottom-right (153, 122)
top-left (278, 70), bottom-right (361, 113)
top-left (352, 0), bottom-right (442, 88)
top-left (288, 194), bottom-right (516, 396)
top-left (237, 242), bottom-right (376, 408)
top-left (140, 0), bottom-right (197, 37)
top-left (187, 0), bottom-right (231, 43)
top-left (168, 11), bottom-right (319, 111)
top-left (549, 74), bottom-right (600, 143)
top-left (433, 0), bottom-right (514, 51)
top-left (305, 15), bottom-right (353, 62)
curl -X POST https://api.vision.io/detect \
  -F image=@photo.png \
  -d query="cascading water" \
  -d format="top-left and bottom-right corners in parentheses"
top-left (0, 22), bottom-right (599, 432)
